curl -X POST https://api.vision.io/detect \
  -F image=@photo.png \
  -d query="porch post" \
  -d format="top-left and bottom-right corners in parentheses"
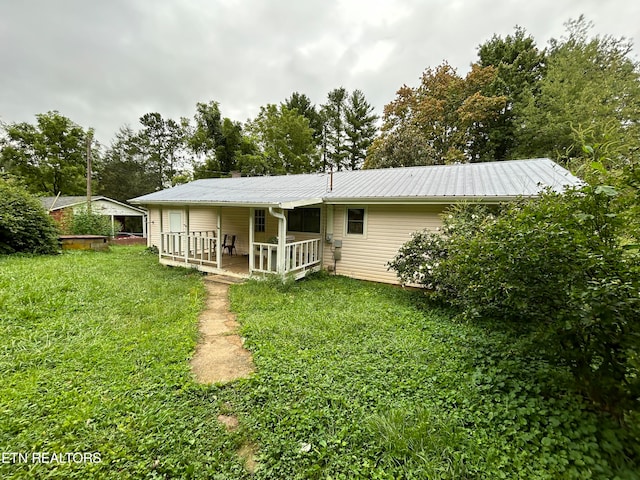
top-left (277, 211), bottom-right (287, 275)
top-left (159, 208), bottom-right (164, 256)
top-left (142, 214), bottom-right (147, 239)
top-left (249, 207), bottom-right (255, 274)
top-left (216, 207), bottom-right (222, 269)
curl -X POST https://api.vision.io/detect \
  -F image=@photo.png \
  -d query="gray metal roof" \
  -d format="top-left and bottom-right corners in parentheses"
top-left (40, 196), bottom-right (147, 214)
top-left (129, 158), bottom-right (583, 208)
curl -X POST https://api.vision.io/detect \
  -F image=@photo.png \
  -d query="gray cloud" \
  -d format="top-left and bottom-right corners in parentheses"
top-left (1, 0), bottom-right (638, 145)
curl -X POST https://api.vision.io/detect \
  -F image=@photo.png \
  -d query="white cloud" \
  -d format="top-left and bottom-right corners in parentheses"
top-left (0, 0), bottom-right (638, 145)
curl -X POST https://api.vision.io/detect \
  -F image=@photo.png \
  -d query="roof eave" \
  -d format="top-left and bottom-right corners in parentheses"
top-left (129, 198), bottom-right (323, 209)
top-left (323, 195), bottom-right (534, 205)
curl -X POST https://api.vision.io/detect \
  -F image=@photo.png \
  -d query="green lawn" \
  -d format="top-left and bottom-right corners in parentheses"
top-left (1, 248), bottom-right (637, 479)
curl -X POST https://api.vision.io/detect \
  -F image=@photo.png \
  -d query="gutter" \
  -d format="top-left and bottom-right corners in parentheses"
top-left (322, 195), bottom-right (532, 205)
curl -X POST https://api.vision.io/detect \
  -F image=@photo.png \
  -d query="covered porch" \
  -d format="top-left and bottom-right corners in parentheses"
top-left (155, 205), bottom-right (324, 279)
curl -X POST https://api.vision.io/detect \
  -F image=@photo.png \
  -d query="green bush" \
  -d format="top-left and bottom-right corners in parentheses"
top-left (62, 207), bottom-right (120, 236)
top-left (389, 187), bottom-right (640, 413)
top-left (0, 178), bottom-right (59, 254)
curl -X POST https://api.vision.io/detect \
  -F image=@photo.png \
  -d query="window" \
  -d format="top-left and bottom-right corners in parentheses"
top-left (288, 208), bottom-right (321, 233)
top-left (254, 209), bottom-right (265, 233)
top-left (346, 208), bottom-right (365, 235)
top-left (169, 211), bottom-right (183, 232)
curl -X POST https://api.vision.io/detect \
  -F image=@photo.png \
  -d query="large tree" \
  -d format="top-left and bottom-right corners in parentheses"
top-left (136, 112), bottom-right (187, 189)
top-left (344, 89), bottom-right (378, 170)
top-left (283, 92), bottom-right (324, 145)
top-left (515, 16), bottom-right (640, 166)
top-left (241, 104), bottom-right (318, 175)
top-left (365, 63), bottom-right (507, 168)
top-left (97, 126), bottom-right (159, 201)
top-left (0, 111), bottom-right (93, 195)
top-left (188, 101), bottom-right (251, 177)
top-left (476, 26), bottom-right (546, 160)
top-left (321, 87), bottom-right (349, 171)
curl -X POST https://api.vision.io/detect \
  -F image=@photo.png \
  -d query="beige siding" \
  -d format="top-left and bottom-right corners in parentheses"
top-left (323, 204), bottom-right (446, 284)
top-left (147, 207), bottom-right (188, 247)
top-left (148, 208), bottom-right (162, 247)
top-left (220, 207), bottom-right (250, 255)
top-left (187, 207), bottom-right (216, 233)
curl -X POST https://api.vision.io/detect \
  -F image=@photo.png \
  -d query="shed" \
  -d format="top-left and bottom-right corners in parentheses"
top-left (41, 196), bottom-right (148, 237)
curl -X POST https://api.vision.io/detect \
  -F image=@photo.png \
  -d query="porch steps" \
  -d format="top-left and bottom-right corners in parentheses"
top-left (203, 274), bottom-right (246, 286)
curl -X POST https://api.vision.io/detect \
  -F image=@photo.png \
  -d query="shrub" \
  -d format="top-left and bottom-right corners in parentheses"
top-left (61, 207), bottom-right (120, 236)
top-left (0, 178), bottom-right (59, 254)
top-left (389, 187), bottom-right (640, 414)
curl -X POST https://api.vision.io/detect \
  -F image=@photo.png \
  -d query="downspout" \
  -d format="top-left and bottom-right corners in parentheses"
top-left (269, 206), bottom-right (287, 275)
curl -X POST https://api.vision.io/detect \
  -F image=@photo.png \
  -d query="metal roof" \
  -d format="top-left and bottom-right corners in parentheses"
top-left (40, 196), bottom-right (147, 214)
top-left (129, 158), bottom-right (583, 208)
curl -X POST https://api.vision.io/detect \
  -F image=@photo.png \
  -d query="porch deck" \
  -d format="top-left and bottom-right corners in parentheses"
top-left (159, 232), bottom-right (322, 279)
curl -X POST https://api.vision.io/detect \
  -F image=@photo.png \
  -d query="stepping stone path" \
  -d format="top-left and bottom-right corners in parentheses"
top-left (190, 276), bottom-right (255, 383)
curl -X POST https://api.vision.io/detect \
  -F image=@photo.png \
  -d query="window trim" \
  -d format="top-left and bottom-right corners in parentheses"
top-left (345, 206), bottom-right (367, 237)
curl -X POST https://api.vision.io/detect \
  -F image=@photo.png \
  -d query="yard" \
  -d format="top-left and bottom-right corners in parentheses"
top-left (1, 247), bottom-right (637, 479)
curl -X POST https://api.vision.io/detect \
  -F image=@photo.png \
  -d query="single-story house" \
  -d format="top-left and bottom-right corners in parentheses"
top-left (40, 195), bottom-right (148, 237)
top-left (129, 158), bottom-right (582, 284)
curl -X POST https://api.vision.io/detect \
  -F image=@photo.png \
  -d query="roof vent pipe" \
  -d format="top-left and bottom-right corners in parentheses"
top-left (329, 170), bottom-right (333, 192)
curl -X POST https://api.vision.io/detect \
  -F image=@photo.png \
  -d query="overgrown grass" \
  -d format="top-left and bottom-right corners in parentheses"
top-left (0, 247), bottom-right (246, 478)
top-left (1, 250), bottom-right (638, 478)
top-left (228, 273), bottom-right (640, 479)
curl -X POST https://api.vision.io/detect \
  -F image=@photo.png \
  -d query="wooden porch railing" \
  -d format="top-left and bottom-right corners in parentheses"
top-left (253, 238), bottom-right (322, 274)
top-left (160, 231), bottom-right (218, 267)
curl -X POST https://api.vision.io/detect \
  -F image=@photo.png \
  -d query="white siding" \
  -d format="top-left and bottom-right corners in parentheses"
top-left (323, 204), bottom-right (446, 284)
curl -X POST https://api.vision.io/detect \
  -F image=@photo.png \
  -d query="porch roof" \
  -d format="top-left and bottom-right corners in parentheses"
top-left (129, 158), bottom-right (583, 208)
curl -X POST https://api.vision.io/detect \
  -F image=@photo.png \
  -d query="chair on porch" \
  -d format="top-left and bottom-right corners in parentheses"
top-left (223, 234), bottom-right (237, 256)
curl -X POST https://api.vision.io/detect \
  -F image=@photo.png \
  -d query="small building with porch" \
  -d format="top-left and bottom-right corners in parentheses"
top-left (40, 196), bottom-right (148, 238)
top-left (129, 158), bottom-right (582, 284)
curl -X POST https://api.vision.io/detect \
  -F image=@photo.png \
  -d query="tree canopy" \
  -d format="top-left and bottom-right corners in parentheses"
top-left (365, 63), bottom-right (507, 168)
top-left (0, 111), bottom-right (93, 195)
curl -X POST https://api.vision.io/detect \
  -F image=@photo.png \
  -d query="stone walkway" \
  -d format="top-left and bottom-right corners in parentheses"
top-left (190, 276), bottom-right (255, 383)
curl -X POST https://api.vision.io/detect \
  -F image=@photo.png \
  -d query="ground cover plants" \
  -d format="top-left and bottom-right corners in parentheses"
top-left (389, 184), bottom-right (640, 416)
top-left (1, 247), bottom-right (638, 478)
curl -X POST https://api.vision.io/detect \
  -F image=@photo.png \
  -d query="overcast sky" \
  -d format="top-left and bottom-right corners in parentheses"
top-left (1, 0), bottom-right (638, 145)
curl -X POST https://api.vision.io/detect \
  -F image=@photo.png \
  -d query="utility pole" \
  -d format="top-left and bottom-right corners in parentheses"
top-left (86, 131), bottom-right (92, 214)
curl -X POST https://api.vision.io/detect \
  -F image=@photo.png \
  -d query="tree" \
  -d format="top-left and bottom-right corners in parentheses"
top-left (283, 92), bottom-right (324, 145)
top-left (363, 125), bottom-right (438, 169)
top-left (321, 87), bottom-right (348, 171)
top-left (241, 104), bottom-right (319, 175)
top-left (97, 126), bottom-right (159, 202)
top-left (188, 101), bottom-right (251, 178)
top-left (476, 26), bottom-right (546, 160)
top-left (515, 16), bottom-right (640, 166)
top-left (136, 112), bottom-right (188, 189)
top-left (343, 89), bottom-right (378, 169)
top-left (366, 63), bottom-right (507, 168)
top-left (0, 111), bottom-right (93, 195)
top-left (0, 176), bottom-right (59, 254)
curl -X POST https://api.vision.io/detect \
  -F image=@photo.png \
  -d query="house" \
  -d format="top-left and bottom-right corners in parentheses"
top-left (40, 195), bottom-right (148, 238)
top-left (129, 158), bottom-right (582, 284)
